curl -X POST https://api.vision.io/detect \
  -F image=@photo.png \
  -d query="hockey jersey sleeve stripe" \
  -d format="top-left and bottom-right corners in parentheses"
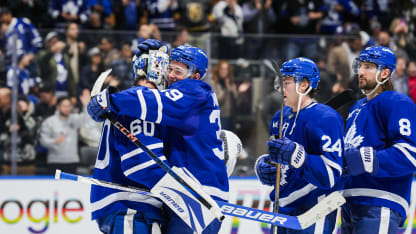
top-left (279, 183), bottom-right (317, 207)
top-left (202, 185), bottom-right (229, 201)
top-left (342, 188), bottom-right (409, 215)
top-left (150, 89), bottom-right (163, 124)
top-left (320, 156), bottom-right (343, 175)
top-left (95, 121), bottom-right (111, 169)
top-left (137, 89), bottom-right (147, 120)
top-left (394, 143), bottom-right (416, 168)
top-left (124, 156), bottom-right (167, 176)
top-left (121, 143), bottom-right (164, 161)
top-left (91, 192), bottom-right (163, 212)
top-left (323, 161), bottom-right (334, 188)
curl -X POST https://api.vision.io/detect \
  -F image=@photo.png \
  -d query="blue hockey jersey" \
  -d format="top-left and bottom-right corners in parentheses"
top-left (90, 116), bottom-right (168, 220)
top-left (269, 102), bottom-right (344, 214)
top-left (109, 79), bottom-right (229, 201)
top-left (343, 91), bottom-right (416, 220)
top-left (4, 18), bottom-right (42, 59)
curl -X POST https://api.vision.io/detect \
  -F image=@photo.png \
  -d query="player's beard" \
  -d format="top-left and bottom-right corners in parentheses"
top-left (358, 76), bottom-right (377, 91)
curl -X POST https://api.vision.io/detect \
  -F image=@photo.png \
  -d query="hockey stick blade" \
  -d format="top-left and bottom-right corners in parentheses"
top-left (91, 69), bottom-right (112, 96)
top-left (325, 89), bottom-right (354, 110)
top-left (56, 170), bottom-right (345, 230)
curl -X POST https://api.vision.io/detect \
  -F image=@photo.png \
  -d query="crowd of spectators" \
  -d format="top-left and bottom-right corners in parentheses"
top-left (1, 0), bottom-right (416, 175)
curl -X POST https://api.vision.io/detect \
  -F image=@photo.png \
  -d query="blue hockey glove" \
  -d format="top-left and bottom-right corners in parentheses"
top-left (343, 147), bottom-right (379, 176)
top-left (87, 89), bottom-right (111, 122)
top-left (133, 39), bottom-right (161, 58)
top-left (267, 137), bottom-right (306, 169)
top-left (255, 154), bottom-right (277, 186)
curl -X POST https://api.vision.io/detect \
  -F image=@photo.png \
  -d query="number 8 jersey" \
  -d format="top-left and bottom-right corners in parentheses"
top-left (343, 90), bottom-right (416, 221)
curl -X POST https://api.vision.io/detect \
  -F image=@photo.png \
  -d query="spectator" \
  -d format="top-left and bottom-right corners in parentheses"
top-left (39, 95), bottom-right (89, 175)
top-left (33, 84), bottom-right (58, 125)
top-left (48, 0), bottom-right (90, 28)
top-left (284, 0), bottom-right (324, 59)
top-left (0, 7), bottom-right (42, 65)
top-left (78, 89), bottom-right (100, 174)
top-left (212, 0), bottom-right (244, 59)
top-left (144, 0), bottom-right (178, 31)
top-left (392, 56), bottom-right (408, 95)
top-left (131, 23), bottom-right (162, 51)
top-left (87, 0), bottom-right (113, 28)
top-left (99, 37), bottom-right (120, 67)
top-left (64, 22), bottom-right (87, 90)
top-left (327, 27), bottom-right (362, 90)
top-left (376, 30), bottom-right (408, 59)
top-left (210, 60), bottom-right (238, 131)
top-left (36, 31), bottom-right (77, 100)
top-left (113, 0), bottom-right (145, 30)
top-left (242, 0), bottom-right (276, 59)
top-left (6, 54), bottom-right (40, 96)
top-left (79, 47), bottom-right (104, 92)
top-left (109, 41), bottom-right (134, 90)
top-left (7, 0), bottom-right (50, 28)
top-left (0, 88), bottom-right (37, 175)
top-left (171, 28), bottom-right (190, 48)
top-left (174, 0), bottom-right (213, 33)
top-left (408, 60), bottom-right (416, 104)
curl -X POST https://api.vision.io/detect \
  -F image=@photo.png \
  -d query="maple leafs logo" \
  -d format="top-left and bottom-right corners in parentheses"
top-left (344, 123), bottom-right (364, 150)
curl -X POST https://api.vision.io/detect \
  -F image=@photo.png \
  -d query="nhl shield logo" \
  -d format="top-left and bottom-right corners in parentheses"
top-left (187, 3), bottom-right (203, 23)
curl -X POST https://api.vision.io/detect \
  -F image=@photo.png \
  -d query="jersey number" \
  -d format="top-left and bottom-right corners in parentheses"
top-left (399, 118), bottom-right (411, 136)
top-left (321, 135), bottom-right (342, 157)
top-left (130, 119), bottom-right (155, 136)
top-left (210, 109), bottom-right (224, 160)
top-left (165, 89), bottom-right (183, 101)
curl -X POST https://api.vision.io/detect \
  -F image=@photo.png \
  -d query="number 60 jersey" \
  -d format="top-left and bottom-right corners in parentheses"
top-left (343, 91), bottom-right (416, 222)
top-left (109, 79), bottom-right (229, 202)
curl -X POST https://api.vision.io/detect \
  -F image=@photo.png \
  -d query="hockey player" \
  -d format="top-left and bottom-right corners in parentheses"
top-left (255, 57), bottom-right (344, 233)
top-left (341, 46), bottom-right (416, 234)
top-left (90, 49), bottom-right (170, 234)
top-left (87, 40), bottom-right (228, 234)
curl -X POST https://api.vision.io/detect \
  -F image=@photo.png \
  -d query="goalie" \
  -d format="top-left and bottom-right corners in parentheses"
top-left (88, 40), bottom-right (233, 234)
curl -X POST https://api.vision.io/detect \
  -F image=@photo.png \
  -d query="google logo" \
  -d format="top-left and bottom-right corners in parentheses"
top-left (0, 192), bottom-right (84, 233)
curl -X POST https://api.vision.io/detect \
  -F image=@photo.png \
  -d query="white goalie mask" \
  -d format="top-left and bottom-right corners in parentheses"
top-left (133, 45), bottom-right (170, 90)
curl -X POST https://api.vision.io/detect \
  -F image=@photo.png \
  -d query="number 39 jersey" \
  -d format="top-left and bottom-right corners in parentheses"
top-left (343, 91), bottom-right (416, 220)
top-left (109, 79), bottom-right (229, 202)
top-left (270, 102), bottom-right (344, 215)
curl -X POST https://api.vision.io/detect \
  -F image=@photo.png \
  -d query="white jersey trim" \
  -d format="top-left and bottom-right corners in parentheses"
top-left (95, 120), bottom-right (111, 169)
top-left (91, 192), bottom-right (163, 212)
top-left (342, 188), bottom-right (409, 215)
top-left (124, 156), bottom-right (167, 176)
top-left (279, 183), bottom-right (317, 207)
top-left (202, 185), bottom-right (229, 201)
top-left (379, 207), bottom-right (390, 234)
top-left (137, 89), bottom-right (147, 120)
top-left (394, 143), bottom-right (416, 168)
top-left (121, 143), bottom-right (164, 161)
top-left (150, 89), bottom-right (163, 124)
top-left (124, 208), bottom-right (136, 234)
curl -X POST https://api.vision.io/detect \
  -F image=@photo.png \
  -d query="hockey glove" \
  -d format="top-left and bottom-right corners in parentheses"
top-left (255, 154), bottom-right (277, 186)
top-left (133, 39), bottom-right (161, 58)
top-left (343, 147), bottom-right (379, 176)
top-left (87, 88), bottom-right (111, 122)
top-left (268, 137), bottom-right (306, 169)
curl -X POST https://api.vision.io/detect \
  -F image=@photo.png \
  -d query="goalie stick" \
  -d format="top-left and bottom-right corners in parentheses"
top-left (55, 170), bottom-right (345, 230)
top-left (89, 69), bottom-right (225, 227)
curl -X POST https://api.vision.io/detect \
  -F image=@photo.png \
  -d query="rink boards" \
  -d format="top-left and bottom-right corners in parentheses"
top-left (0, 176), bottom-right (415, 234)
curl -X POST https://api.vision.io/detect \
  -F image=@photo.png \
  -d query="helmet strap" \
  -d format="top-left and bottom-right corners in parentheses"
top-left (289, 82), bottom-right (312, 135)
top-left (361, 66), bottom-right (389, 98)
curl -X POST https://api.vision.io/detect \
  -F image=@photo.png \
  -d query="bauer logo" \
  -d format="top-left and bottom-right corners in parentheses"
top-left (220, 205), bottom-right (288, 225)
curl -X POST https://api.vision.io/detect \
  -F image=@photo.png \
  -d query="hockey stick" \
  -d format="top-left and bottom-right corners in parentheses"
top-left (325, 89), bottom-right (354, 110)
top-left (55, 170), bottom-right (345, 230)
top-left (90, 70), bottom-right (225, 223)
top-left (264, 59), bottom-right (284, 234)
